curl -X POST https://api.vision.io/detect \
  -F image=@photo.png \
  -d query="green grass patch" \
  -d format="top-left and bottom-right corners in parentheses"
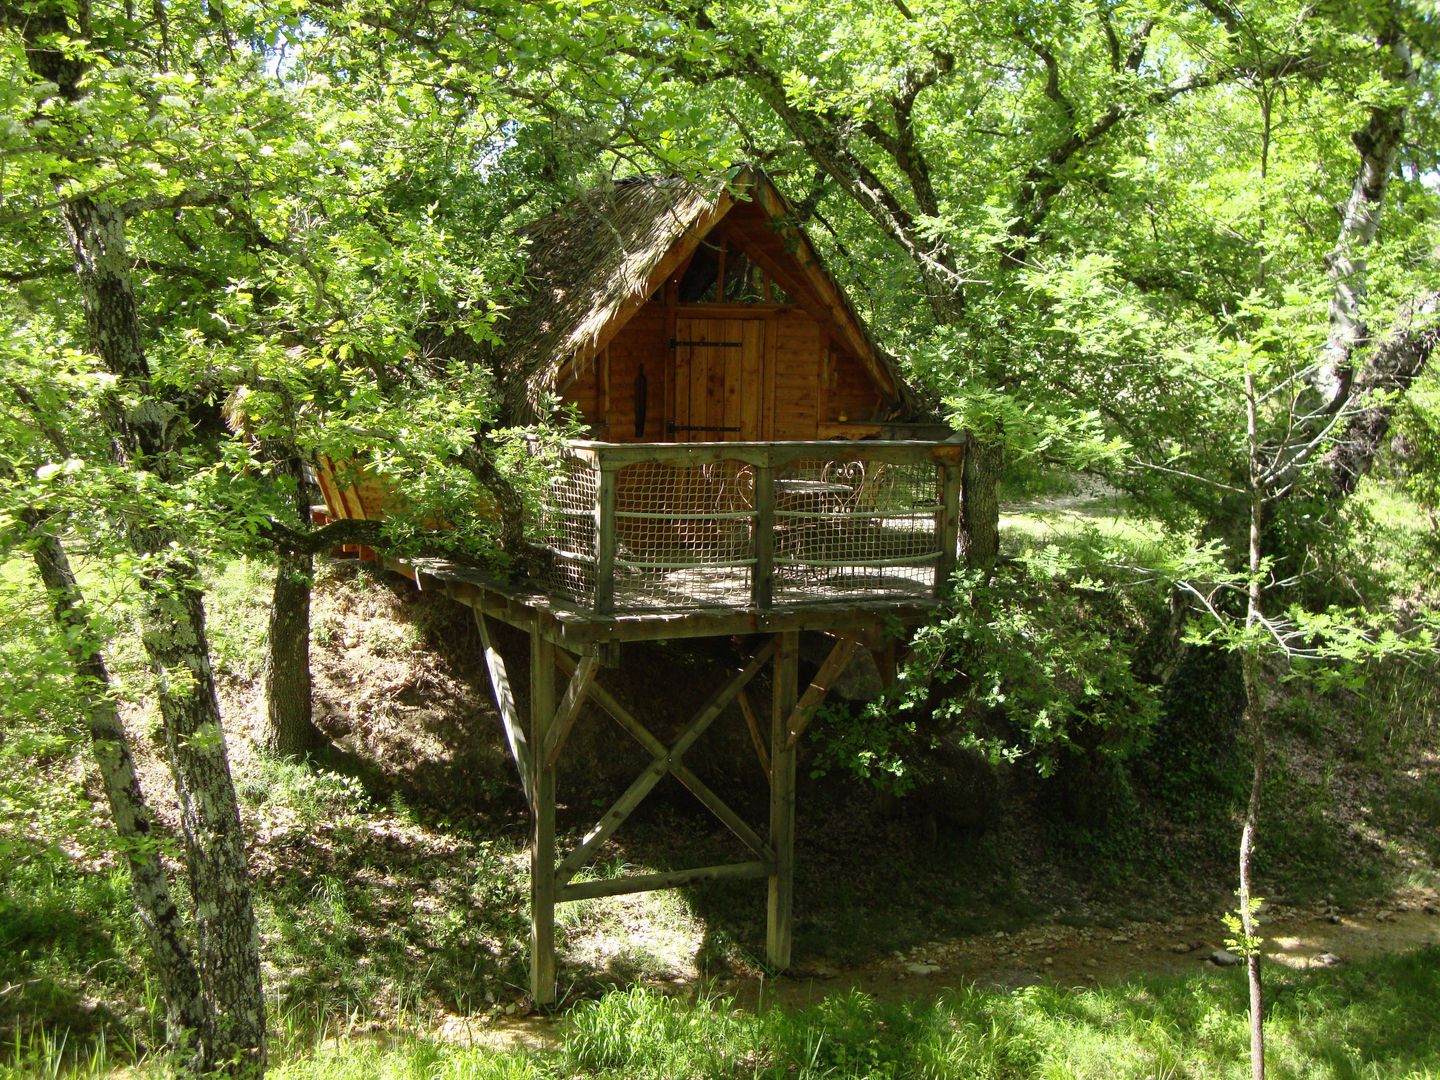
top-left (254, 946), bottom-right (1440, 1078)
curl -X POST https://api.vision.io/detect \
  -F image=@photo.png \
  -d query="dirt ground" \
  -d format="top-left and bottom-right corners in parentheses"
top-left (437, 891), bottom-right (1440, 1052)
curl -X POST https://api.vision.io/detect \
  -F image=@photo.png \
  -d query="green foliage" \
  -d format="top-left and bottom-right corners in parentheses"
top-left (905, 548), bottom-right (1164, 777)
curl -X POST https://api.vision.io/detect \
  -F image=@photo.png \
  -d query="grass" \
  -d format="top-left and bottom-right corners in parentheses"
top-left (12, 946), bottom-right (1434, 1078)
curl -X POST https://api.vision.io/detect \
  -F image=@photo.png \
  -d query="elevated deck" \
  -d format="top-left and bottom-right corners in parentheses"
top-left (318, 436), bottom-right (966, 1006)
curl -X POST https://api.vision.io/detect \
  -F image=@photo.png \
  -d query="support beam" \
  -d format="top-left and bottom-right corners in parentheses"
top-left (558, 652), bottom-right (773, 861)
top-left (555, 640), bottom-right (777, 882)
top-left (785, 637), bottom-right (859, 748)
top-left (529, 633), bottom-right (558, 1006)
top-left (541, 654), bottom-right (598, 768)
top-left (474, 611), bottom-right (533, 808)
top-left (737, 686), bottom-right (771, 779)
top-left (558, 860), bottom-right (772, 903)
top-left (768, 631), bottom-right (799, 970)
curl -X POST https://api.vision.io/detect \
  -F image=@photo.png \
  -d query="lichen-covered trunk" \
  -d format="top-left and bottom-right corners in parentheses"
top-left (1317, 31), bottom-right (1412, 410)
top-left (261, 459), bottom-right (320, 756)
top-left (24, 512), bottom-right (208, 1057)
top-left (59, 194), bottom-right (266, 1075)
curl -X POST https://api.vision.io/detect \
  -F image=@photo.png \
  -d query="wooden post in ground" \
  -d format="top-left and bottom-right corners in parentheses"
top-left (529, 632), bottom-right (558, 1005)
top-left (767, 630), bottom-right (799, 970)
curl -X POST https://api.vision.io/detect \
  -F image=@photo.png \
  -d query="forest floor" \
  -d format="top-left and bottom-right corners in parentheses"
top-left (184, 549), bottom-right (1440, 1047)
top-left (5, 483), bottom-right (1439, 1074)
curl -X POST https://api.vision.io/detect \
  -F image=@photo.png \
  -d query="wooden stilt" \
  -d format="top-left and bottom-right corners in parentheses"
top-left (529, 632), bottom-right (558, 1006)
top-left (767, 630), bottom-right (799, 970)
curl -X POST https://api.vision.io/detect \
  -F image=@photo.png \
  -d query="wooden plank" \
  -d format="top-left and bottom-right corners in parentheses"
top-left (555, 654), bottom-right (773, 862)
top-left (750, 180), bottom-right (895, 399)
top-left (737, 686), bottom-right (770, 779)
top-left (751, 463), bottom-right (775, 610)
top-left (741, 320), bottom-right (764, 441)
top-left (529, 632), bottom-right (558, 1006)
top-left (936, 461), bottom-right (964, 596)
top-left (785, 637), bottom-right (859, 748)
top-left (558, 860), bottom-right (771, 903)
top-left (767, 631), bottom-right (799, 970)
top-left (541, 654), bottom-right (599, 768)
top-left (555, 639), bottom-right (778, 881)
top-left (474, 611), bottom-right (534, 808)
top-left (594, 468), bottom-right (618, 614)
top-left (723, 319), bottom-right (743, 441)
top-left (764, 311), bottom-right (779, 439)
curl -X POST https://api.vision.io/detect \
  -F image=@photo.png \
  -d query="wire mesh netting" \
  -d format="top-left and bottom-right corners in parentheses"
top-left (539, 447), bottom-right (946, 613)
top-left (609, 461), bottom-right (757, 609)
top-left (771, 457), bottom-right (941, 605)
top-left (537, 451), bottom-right (599, 606)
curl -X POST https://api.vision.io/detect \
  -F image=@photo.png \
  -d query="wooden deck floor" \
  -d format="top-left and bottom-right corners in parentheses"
top-left (402, 557), bottom-right (942, 647)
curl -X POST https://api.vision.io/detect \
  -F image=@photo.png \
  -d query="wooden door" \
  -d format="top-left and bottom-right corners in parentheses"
top-left (671, 317), bottom-right (766, 441)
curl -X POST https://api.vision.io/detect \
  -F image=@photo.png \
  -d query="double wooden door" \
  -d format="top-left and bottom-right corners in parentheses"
top-left (671, 317), bottom-right (766, 442)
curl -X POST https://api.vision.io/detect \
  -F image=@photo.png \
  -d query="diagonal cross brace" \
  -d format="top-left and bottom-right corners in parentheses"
top-left (558, 653), bottom-right (774, 864)
top-left (785, 637), bottom-right (858, 748)
top-left (474, 611), bottom-right (534, 808)
top-left (541, 654), bottom-right (598, 768)
top-left (555, 639), bottom-right (777, 884)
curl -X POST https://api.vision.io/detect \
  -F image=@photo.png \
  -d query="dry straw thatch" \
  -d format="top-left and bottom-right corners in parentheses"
top-left (495, 174), bottom-right (720, 421)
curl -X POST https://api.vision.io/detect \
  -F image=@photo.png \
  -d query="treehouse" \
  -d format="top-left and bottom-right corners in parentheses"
top-left (313, 167), bottom-right (969, 1004)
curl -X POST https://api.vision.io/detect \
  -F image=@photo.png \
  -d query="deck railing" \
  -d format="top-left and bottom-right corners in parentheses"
top-left (539, 440), bottom-right (965, 614)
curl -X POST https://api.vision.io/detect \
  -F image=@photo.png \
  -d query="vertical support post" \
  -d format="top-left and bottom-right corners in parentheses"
top-left (594, 464), bottom-right (619, 615)
top-left (529, 631), bottom-right (558, 1005)
top-left (936, 461), bottom-right (963, 596)
top-left (752, 460), bottom-right (775, 611)
top-left (767, 630), bottom-right (799, 970)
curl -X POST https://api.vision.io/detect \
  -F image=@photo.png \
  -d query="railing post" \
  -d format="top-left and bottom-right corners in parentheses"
top-left (594, 463), bottom-right (618, 614)
top-left (751, 459), bottom-right (775, 611)
top-left (935, 460), bottom-right (963, 596)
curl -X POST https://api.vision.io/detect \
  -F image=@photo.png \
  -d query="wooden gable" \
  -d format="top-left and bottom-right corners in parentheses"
top-left (555, 171), bottom-right (912, 442)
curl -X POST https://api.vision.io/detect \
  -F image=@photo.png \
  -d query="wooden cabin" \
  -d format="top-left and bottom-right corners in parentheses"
top-left (313, 167), bottom-right (970, 1007)
top-left (496, 170), bottom-right (926, 442)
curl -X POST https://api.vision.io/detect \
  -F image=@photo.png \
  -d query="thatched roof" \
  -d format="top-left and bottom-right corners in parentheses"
top-left (494, 168), bottom-right (918, 422)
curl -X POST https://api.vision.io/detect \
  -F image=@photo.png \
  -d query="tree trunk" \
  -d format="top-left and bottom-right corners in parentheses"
top-left (260, 458), bottom-right (321, 756)
top-left (1317, 30), bottom-right (1412, 409)
top-left (1240, 372), bottom-right (1266, 1080)
top-left (1324, 289), bottom-right (1440, 497)
top-left (24, 511), bottom-right (209, 1058)
top-left (959, 440), bottom-right (1002, 569)
top-left (58, 194), bottom-right (267, 1076)
top-left (261, 547), bottom-right (319, 755)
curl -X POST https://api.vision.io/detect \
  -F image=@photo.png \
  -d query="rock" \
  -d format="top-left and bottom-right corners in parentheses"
top-left (1110, 934), bottom-right (1129, 944)
top-left (1326, 913), bottom-right (1342, 925)
top-left (1209, 949), bottom-right (1242, 967)
top-left (831, 646), bottom-right (886, 701)
top-left (1043, 956), bottom-right (1054, 966)
top-left (1170, 942), bottom-right (1194, 954)
top-left (1375, 911), bottom-right (1390, 923)
top-left (904, 962), bottom-right (941, 976)
top-left (1084, 958), bottom-right (1098, 968)
top-left (1312, 952), bottom-right (1343, 968)
top-left (1424, 904), bottom-right (1438, 916)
